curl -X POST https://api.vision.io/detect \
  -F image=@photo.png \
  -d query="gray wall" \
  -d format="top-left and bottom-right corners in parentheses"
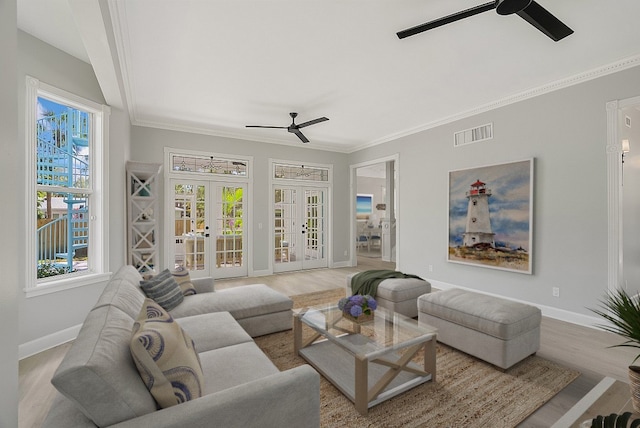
top-left (349, 65), bottom-right (640, 319)
top-left (1, 0), bottom-right (19, 425)
top-left (17, 31), bottom-right (131, 346)
top-left (130, 126), bottom-right (351, 272)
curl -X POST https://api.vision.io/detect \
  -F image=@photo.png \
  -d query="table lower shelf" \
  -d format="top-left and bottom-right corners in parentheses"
top-left (299, 337), bottom-right (432, 411)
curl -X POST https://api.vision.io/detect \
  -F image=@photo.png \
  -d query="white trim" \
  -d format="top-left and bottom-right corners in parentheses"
top-left (25, 76), bottom-right (109, 293)
top-left (19, 323), bottom-right (82, 360)
top-left (25, 272), bottom-right (112, 298)
top-left (607, 100), bottom-right (623, 295)
top-left (350, 154), bottom-right (400, 267)
top-left (550, 377), bottom-right (617, 428)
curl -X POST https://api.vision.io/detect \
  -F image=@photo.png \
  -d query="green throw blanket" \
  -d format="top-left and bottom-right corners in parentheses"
top-left (350, 269), bottom-right (424, 297)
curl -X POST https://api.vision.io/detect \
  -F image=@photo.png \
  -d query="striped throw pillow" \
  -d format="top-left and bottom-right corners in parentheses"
top-left (130, 298), bottom-right (204, 408)
top-left (171, 267), bottom-right (197, 296)
top-left (139, 269), bottom-right (184, 311)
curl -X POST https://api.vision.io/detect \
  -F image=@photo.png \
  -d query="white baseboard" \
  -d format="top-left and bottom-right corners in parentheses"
top-left (19, 324), bottom-right (82, 360)
top-left (332, 260), bottom-right (351, 268)
top-left (426, 279), bottom-right (603, 330)
top-left (251, 269), bottom-right (272, 277)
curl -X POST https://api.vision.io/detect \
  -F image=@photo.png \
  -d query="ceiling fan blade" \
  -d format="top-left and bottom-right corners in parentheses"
top-left (245, 125), bottom-right (288, 129)
top-left (516, 1), bottom-right (573, 41)
top-left (397, 1), bottom-right (496, 39)
top-left (297, 117), bottom-right (329, 128)
top-left (291, 129), bottom-right (310, 143)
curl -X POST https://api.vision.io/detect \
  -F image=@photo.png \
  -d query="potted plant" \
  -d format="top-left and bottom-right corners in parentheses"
top-left (591, 288), bottom-right (640, 412)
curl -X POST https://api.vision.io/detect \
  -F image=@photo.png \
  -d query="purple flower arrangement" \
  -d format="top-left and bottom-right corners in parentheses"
top-left (338, 294), bottom-right (377, 318)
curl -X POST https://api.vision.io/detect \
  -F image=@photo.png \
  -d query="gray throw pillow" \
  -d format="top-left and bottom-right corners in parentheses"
top-left (139, 269), bottom-right (184, 311)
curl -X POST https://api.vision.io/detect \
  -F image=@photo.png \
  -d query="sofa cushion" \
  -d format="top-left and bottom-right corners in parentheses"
top-left (172, 266), bottom-right (197, 296)
top-left (93, 265), bottom-right (146, 319)
top-left (140, 269), bottom-right (184, 311)
top-left (169, 284), bottom-right (292, 320)
top-left (198, 342), bottom-right (279, 395)
top-left (51, 305), bottom-right (156, 427)
top-left (175, 311), bottom-right (253, 353)
top-left (131, 298), bottom-right (205, 408)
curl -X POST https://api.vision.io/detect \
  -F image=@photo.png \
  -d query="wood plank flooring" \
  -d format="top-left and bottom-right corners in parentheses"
top-left (18, 256), bottom-right (638, 427)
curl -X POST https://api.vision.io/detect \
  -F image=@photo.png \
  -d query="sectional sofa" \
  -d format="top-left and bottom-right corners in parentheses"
top-left (42, 265), bottom-right (320, 427)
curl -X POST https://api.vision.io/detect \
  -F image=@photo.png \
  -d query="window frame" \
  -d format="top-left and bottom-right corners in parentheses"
top-left (25, 76), bottom-right (110, 297)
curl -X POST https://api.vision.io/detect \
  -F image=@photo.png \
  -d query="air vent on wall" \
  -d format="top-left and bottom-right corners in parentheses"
top-left (454, 123), bottom-right (493, 147)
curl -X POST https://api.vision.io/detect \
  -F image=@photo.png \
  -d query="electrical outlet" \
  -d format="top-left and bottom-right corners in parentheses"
top-left (552, 287), bottom-right (560, 297)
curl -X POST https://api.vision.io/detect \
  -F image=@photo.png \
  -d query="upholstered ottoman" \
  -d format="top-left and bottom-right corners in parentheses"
top-left (418, 288), bottom-right (541, 369)
top-left (346, 273), bottom-right (431, 318)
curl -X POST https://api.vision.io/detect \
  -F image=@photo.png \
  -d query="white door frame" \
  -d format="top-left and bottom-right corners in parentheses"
top-left (269, 159), bottom-right (333, 274)
top-left (350, 154), bottom-right (400, 267)
top-left (164, 148), bottom-right (253, 278)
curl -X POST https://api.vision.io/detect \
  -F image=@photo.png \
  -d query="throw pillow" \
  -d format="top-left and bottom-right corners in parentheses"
top-left (139, 269), bottom-right (184, 311)
top-left (171, 267), bottom-right (197, 296)
top-left (130, 298), bottom-right (205, 408)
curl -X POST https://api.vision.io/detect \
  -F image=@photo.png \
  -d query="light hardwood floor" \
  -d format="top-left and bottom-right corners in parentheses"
top-left (19, 256), bottom-right (637, 428)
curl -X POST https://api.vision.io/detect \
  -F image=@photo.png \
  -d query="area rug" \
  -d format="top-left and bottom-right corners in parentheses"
top-left (254, 288), bottom-right (580, 428)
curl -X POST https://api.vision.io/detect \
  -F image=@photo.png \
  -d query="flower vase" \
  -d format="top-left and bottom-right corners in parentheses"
top-left (344, 311), bottom-right (374, 324)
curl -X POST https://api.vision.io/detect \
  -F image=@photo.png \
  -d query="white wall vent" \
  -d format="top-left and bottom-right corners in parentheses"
top-left (454, 123), bottom-right (493, 147)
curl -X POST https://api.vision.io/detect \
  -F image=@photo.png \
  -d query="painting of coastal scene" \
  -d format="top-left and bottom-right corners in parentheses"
top-left (448, 159), bottom-right (533, 274)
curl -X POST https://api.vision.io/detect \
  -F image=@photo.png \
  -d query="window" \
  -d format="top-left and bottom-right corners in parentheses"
top-left (25, 76), bottom-right (110, 296)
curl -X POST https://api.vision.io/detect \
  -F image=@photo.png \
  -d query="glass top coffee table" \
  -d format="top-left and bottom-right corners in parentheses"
top-left (293, 303), bottom-right (437, 415)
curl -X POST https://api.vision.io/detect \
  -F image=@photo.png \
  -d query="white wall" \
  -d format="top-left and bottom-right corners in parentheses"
top-left (1, 0), bottom-right (19, 425)
top-left (17, 31), bottom-right (131, 349)
top-left (129, 126), bottom-right (351, 273)
top-left (349, 65), bottom-right (640, 321)
top-left (623, 105), bottom-right (640, 290)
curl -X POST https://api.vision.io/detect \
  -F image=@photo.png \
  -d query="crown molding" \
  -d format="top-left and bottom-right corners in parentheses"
top-left (352, 54), bottom-right (640, 153)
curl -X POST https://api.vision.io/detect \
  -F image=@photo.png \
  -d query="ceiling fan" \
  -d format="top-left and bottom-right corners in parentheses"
top-left (246, 112), bottom-right (329, 143)
top-left (397, 0), bottom-right (573, 42)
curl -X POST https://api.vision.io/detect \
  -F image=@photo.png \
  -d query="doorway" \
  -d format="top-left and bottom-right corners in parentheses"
top-left (352, 156), bottom-right (398, 267)
top-left (273, 185), bottom-right (328, 273)
top-left (170, 179), bottom-right (248, 279)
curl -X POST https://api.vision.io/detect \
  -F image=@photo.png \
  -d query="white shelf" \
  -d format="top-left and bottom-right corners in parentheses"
top-left (126, 162), bottom-right (162, 275)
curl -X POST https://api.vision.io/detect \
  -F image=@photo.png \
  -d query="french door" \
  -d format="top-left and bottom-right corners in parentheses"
top-left (273, 185), bottom-right (327, 273)
top-left (170, 179), bottom-right (247, 279)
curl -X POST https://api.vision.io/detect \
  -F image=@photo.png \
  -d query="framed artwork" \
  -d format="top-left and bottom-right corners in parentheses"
top-left (448, 159), bottom-right (534, 274)
top-left (356, 193), bottom-right (373, 220)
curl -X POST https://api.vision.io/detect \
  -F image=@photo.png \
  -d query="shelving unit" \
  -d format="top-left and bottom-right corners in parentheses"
top-left (126, 161), bottom-right (162, 275)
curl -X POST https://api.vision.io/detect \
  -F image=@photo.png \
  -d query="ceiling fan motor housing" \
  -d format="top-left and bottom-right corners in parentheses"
top-left (496, 0), bottom-right (533, 15)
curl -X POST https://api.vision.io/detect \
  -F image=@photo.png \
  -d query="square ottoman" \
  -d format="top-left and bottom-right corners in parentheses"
top-left (418, 288), bottom-right (541, 369)
top-left (346, 272), bottom-right (431, 318)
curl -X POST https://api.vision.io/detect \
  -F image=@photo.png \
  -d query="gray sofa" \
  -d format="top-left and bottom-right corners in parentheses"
top-left (42, 265), bottom-right (320, 428)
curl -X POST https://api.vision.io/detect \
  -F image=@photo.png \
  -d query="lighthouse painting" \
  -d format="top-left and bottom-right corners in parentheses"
top-left (448, 159), bottom-right (533, 274)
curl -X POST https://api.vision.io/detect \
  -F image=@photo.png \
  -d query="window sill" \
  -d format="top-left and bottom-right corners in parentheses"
top-left (25, 272), bottom-right (112, 298)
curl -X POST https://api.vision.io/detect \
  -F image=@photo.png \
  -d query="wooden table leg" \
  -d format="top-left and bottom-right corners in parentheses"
top-left (293, 313), bottom-right (302, 355)
top-left (355, 354), bottom-right (369, 415)
top-left (424, 336), bottom-right (436, 382)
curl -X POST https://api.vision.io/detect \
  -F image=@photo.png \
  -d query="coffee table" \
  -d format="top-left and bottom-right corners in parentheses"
top-left (293, 303), bottom-right (437, 415)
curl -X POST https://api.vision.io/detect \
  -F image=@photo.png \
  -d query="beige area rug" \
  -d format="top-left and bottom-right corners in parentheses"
top-left (254, 288), bottom-right (580, 428)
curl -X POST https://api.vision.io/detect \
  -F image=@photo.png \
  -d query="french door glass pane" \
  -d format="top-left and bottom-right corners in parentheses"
top-left (215, 186), bottom-right (243, 267)
top-left (274, 188), bottom-right (297, 264)
top-left (174, 183), bottom-right (206, 271)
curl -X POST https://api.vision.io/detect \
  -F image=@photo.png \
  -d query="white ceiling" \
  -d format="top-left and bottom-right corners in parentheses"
top-left (17, 0), bottom-right (640, 153)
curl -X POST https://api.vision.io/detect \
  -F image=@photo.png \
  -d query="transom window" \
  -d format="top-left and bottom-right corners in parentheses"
top-left (171, 154), bottom-right (248, 177)
top-left (273, 163), bottom-right (329, 182)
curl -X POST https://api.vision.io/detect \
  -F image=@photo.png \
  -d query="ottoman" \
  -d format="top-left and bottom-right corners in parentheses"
top-left (418, 288), bottom-right (541, 369)
top-left (346, 272), bottom-right (431, 318)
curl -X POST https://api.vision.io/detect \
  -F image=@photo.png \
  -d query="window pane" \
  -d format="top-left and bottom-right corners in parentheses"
top-left (36, 192), bottom-right (89, 278)
top-left (36, 96), bottom-right (91, 281)
top-left (37, 97), bottom-right (90, 189)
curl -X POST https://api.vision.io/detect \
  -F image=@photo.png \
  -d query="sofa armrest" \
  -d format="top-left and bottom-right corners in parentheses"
top-left (109, 365), bottom-right (320, 428)
top-left (191, 277), bottom-right (214, 293)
